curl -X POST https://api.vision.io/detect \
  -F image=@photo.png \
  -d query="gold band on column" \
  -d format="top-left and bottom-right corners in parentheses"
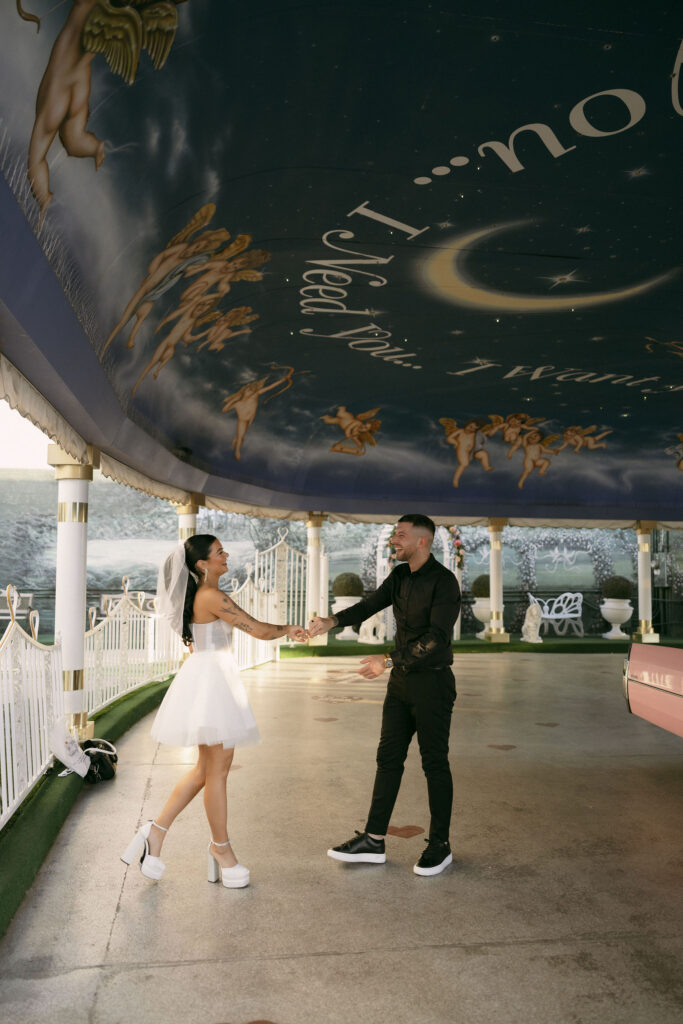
top-left (62, 670), bottom-right (93, 739)
top-left (638, 542), bottom-right (650, 553)
top-left (178, 527), bottom-right (195, 540)
top-left (63, 668), bottom-right (84, 691)
top-left (58, 502), bottom-right (89, 523)
top-left (632, 620), bottom-right (659, 644)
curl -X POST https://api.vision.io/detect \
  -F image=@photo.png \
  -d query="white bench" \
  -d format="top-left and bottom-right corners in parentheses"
top-left (528, 592), bottom-right (584, 637)
top-left (0, 589), bottom-right (34, 625)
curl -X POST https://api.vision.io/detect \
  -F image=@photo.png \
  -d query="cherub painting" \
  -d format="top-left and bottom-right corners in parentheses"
top-left (131, 294), bottom-right (217, 396)
top-left (487, 412), bottom-right (544, 458)
top-left (665, 434), bottom-right (683, 471)
top-left (439, 418), bottom-right (494, 487)
top-left (555, 424), bottom-right (612, 453)
top-left (103, 204), bottom-right (230, 355)
top-left (321, 406), bottom-right (381, 456)
top-left (517, 429), bottom-right (561, 489)
top-left (17, 0), bottom-right (187, 223)
top-left (222, 366), bottom-right (298, 461)
top-left (645, 337), bottom-right (683, 359)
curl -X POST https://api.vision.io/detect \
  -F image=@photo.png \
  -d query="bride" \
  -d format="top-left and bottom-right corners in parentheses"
top-left (121, 534), bottom-right (306, 888)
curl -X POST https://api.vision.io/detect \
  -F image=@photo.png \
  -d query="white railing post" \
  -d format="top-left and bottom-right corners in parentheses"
top-left (48, 444), bottom-right (99, 741)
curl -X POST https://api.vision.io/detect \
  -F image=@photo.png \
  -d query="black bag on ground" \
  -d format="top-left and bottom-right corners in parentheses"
top-left (80, 739), bottom-right (118, 783)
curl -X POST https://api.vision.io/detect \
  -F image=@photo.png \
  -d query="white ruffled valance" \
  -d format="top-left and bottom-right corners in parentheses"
top-left (0, 353), bottom-right (87, 463)
top-left (99, 453), bottom-right (192, 505)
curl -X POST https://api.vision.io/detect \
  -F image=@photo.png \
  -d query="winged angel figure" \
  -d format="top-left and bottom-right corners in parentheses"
top-left (17, 0), bottom-right (186, 222)
top-left (321, 406), bottom-right (382, 456)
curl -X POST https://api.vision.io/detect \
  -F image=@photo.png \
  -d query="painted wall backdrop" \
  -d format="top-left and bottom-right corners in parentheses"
top-left (0, 2), bottom-right (681, 519)
top-left (2, 471), bottom-right (682, 638)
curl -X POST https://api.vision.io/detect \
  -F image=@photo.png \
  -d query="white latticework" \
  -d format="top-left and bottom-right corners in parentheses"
top-left (0, 613), bottom-right (63, 831)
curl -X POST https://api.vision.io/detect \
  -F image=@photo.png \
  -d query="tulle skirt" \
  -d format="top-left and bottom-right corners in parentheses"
top-left (150, 649), bottom-right (260, 749)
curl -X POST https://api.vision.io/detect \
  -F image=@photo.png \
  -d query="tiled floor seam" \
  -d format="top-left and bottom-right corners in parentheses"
top-left (7, 926), bottom-right (681, 982)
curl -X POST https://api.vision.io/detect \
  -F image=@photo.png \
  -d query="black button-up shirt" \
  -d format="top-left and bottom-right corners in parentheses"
top-left (333, 554), bottom-right (460, 672)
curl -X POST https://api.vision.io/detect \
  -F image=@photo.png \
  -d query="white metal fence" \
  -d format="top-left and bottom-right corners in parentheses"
top-left (0, 588), bottom-right (63, 831)
top-left (252, 530), bottom-right (309, 630)
top-left (83, 591), bottom-right (184, 716)
top-left (0, 565), bottom-right (284, 832)
top-left (228, 571), bottom-right (281, 669)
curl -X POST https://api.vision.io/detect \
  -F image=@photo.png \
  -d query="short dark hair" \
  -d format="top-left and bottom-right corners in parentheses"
top-left (398, 514), bottom-right (435, 537)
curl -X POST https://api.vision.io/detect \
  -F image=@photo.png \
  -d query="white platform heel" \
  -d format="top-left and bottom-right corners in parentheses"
top-left (121, 820), bottom-right (168, 880)
top-left (208, 839), bottom-right (250, 888)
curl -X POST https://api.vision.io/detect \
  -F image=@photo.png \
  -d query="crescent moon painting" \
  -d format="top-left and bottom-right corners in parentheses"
top-left (422, 220), bottom-right (677, 313)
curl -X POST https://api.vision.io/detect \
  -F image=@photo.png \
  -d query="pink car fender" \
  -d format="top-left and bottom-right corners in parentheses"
top-left (624, 644), bottom-right (683, 739)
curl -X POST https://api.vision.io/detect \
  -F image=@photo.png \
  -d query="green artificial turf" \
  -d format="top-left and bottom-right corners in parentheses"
top-left (279, 636), bottom-right (683, 657)
top-left (0, 675), bottom-right (173, 941)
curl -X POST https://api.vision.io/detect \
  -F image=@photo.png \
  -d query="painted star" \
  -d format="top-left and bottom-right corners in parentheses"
top-left (449, 329), bottom-right (465, 335)
top-left (575, 225), bottom-right (592, 234)
top-left (541, 269), bottom-right (585, 289)
top-left (438, 220), bottom-right (455, 229)
top-left (626, 167), bottom-right (650, 179)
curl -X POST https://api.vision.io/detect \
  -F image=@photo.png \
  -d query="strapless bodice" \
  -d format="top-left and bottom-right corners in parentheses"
top-left (191, 619), bottom-right (233, 653)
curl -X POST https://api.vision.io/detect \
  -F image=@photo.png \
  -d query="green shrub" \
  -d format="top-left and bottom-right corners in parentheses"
top-left (601, 575), bottom-right (633, 599)
top-left (471, 574), bottom-right (490, 598)
top-left (332, 572), bottom-right (364, 597)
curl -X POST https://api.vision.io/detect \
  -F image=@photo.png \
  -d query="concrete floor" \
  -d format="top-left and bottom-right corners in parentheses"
top-left (1, 654), bottom-right (682, 1024)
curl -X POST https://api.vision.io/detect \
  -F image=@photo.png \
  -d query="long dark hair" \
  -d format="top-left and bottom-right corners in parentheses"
top-left (182, 534), bottom-right (217, 645)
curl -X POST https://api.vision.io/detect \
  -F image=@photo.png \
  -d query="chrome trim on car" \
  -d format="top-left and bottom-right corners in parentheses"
top-left (623, 656), bottom-right (632, 712)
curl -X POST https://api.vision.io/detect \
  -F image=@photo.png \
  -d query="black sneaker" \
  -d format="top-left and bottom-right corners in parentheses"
top-left (328, 830), bottom-right (386, 863)
top-left (413, 839), bottom-right (453, 876)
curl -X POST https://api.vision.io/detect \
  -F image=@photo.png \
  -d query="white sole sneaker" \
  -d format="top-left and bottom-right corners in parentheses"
top-left (413, 852), bottom-right (453, 876)
top-left (327, 849), bottom-right (386, 863)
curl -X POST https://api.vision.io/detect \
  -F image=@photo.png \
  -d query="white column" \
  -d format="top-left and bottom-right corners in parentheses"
top-left (306, 513), bottom-right (326, 645)
top-left (319, 544), bottom-right (329, 618)
top-left (48, 444), bottom-right (99, 740)
top-left (454, 566), bottom-right (462, 641)
top-left (176, 494), bottom-right (205, 541)
top-left (633, 522), bottom-right (659, 643)
top-left (485, 517), bottom-right (510, 643)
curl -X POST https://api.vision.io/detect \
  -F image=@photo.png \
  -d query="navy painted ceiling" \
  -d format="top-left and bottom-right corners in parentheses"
top-left (1, 1), bottom-right (681, 519)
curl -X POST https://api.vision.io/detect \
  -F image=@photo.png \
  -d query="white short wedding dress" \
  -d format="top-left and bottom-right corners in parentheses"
top-left (151, 619), bottom-right (260, 749)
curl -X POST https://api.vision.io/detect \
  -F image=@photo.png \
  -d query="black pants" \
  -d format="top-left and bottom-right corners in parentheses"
top-left (365, 667), bottom-right (456, 843)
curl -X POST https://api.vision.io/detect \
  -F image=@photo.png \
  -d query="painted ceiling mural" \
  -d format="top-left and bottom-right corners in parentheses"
top-left (0, 1), bottom-right (681, 519)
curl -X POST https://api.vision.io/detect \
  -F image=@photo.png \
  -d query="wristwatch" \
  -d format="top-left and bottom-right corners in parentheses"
top-left (383, 654), bottom-right (393, 670)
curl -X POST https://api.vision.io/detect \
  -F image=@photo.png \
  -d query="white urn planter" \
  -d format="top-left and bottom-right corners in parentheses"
top-left (471, 597), bottom-right (492, 640)
top-left (332, 596), bottom-right (361, 640)
top-left (600, 598), bottom-right (633, 639)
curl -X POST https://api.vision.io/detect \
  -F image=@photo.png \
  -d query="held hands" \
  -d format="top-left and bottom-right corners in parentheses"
top-left (358, 654), bottom-right (388, 679)
top-left (308, 615), bottom-right (335, 638)
top-left (286, 625), bottom-right (308, 642)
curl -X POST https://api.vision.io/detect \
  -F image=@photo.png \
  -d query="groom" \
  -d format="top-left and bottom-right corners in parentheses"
top-left (308, 514), bottom-right (461, 876)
